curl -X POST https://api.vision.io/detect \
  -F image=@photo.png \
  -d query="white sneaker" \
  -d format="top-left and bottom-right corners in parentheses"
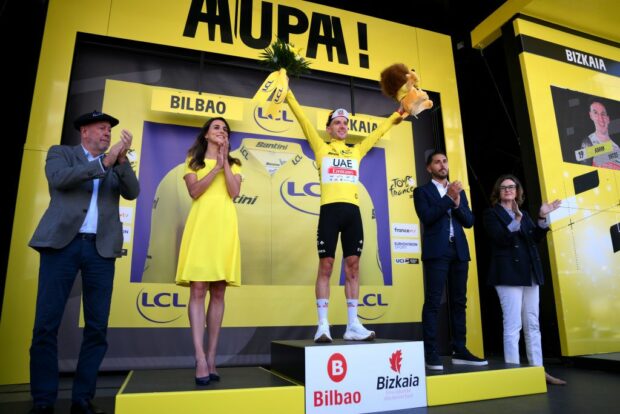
top-left (314, 321), bottom-right (333, 343)
top-left (343, 321), bottom-right (375, 341)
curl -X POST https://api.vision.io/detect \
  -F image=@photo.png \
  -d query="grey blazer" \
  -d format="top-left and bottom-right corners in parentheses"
top-left (29, 144), bottom-right (140, 258)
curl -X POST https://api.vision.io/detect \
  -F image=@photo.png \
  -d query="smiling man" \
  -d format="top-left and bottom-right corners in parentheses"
top-left (413, 150), bottom-right (486, 371)
top-left (28, 110), bottom-right (140, 414)
top-left (580, 100), bottom-right (620, 169)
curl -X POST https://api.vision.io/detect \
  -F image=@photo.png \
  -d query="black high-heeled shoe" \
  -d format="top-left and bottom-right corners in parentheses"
top-left (209, 373), bottom-right (220, 382)
top-left (195, 360), bottom-right (210, 386)
top-left (195, 375), bottom-right (211, 386)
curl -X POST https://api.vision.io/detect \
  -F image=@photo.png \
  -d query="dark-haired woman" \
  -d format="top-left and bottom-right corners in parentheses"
top-left (483, 174), bottom-right (566, 385)
top-left (175, 117), bottom-right (242, 385)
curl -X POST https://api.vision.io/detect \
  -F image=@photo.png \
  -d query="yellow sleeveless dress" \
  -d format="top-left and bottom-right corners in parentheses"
top-left (175, 158), bottom-right (241, 287)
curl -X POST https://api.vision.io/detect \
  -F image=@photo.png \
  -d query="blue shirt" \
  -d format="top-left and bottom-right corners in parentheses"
top-left (79, 146), bottom-right (106, 234)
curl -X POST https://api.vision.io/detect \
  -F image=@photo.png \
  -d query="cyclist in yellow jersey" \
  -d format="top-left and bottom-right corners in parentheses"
top-left (285, 89), bottom-right (402, 342)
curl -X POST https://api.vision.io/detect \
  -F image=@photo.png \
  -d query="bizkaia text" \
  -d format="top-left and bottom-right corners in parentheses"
top-left (377, 374), bottom-right (419, 389)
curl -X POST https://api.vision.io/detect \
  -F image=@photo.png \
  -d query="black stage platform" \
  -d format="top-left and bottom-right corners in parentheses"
top-left (121, 366), bottom-right (295, 394)
top-left (572, 352), bottom-right (620, 372)
top-left (271, 338), bottom-right (414, 383)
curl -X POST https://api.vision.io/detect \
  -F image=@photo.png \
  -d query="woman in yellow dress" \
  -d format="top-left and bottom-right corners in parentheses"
top-left (175, 117), bottom-right (242, 385)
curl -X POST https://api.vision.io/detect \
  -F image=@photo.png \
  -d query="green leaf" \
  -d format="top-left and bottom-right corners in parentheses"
top-left (258, 38), bottom-right (311, 77)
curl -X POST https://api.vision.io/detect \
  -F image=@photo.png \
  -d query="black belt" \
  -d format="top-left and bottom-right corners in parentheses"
top-left (77, 233), bottom-right (96, 241)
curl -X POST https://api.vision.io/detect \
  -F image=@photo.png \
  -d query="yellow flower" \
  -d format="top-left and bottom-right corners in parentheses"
top-left (288, 43), bottom-right (303, 57)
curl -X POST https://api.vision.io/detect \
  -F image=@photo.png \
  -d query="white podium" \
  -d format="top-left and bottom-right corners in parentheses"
top-left (271, 339), bottom-right (427, 414)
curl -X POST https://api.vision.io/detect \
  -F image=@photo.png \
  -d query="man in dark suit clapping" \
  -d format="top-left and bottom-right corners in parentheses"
top-left (28, 111), bottom-right (140, 414)
top-left (413, 150), bottom-right (486, 370)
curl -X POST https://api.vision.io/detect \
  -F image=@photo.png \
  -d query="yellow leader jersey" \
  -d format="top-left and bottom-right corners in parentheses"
top-left (231, 137), bottom-right (319, 285)
top-left (141, 163), bottom-right (191, 284)
top-left (285, 89), bottom-right (400, 206)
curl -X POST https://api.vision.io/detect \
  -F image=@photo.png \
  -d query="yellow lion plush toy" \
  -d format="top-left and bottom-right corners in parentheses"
top-left (380, 63), bottom-right (433, 118)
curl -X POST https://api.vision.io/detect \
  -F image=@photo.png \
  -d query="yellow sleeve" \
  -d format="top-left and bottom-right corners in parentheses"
top-left (183, 157), bottom-right (195, 176)
top-left (285, 89), bottom-right (327, 154)
top-left (232, 163), bottom-right (242, 177)
top-left (358, 112), bottom-right (400, 158)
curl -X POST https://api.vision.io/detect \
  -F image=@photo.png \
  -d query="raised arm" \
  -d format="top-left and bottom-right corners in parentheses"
top-left (285, 89), bottom-right (327, 154)
top-left (358, 111), bottom-right (401, 158)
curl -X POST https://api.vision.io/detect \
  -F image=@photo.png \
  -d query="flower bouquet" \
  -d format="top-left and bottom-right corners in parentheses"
top-left (253, 38), bottom-right (311, 117)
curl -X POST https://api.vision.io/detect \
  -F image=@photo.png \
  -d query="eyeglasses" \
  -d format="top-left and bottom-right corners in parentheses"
top-left (499, 185), bottom-right (517, 191)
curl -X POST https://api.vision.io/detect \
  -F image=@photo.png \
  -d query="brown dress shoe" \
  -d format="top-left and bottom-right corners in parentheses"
top-left (545, 372), bottom-right (567, 385)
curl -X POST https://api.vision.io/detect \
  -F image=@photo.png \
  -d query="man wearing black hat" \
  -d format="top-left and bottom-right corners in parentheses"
top-left (28, 111), bottom-right (140, 414)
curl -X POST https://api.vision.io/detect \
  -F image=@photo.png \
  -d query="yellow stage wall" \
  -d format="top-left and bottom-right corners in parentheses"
top-left (512, 17), bottom-right (620, 355)
top-left (0, 0), bottom-right (479, 384)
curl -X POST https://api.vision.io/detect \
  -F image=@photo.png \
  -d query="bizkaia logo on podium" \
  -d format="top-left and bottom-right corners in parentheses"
top-left (376, 349), bottom-right (420, 390)
top-left (305, 341), bottom-right (426, 413)
top-left (313, 352), bottom-right (362, 408)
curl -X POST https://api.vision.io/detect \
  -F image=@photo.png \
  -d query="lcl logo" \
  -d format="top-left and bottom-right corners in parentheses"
top-left (253, 106), bottom-right (295, 133)
top-left (136, 289), bottom-right (186, 324)
top-left (279, 179), bottom-right (320, 215)
top-left (357, 293), bottom-right (389, 321)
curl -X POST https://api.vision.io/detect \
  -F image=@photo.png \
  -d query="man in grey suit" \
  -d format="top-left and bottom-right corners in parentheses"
top-left (28, 111), bottom-right (140, 414)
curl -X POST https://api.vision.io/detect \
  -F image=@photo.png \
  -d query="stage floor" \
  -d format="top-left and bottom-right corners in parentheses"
top-left (2, 358), bottom-right (619, 413)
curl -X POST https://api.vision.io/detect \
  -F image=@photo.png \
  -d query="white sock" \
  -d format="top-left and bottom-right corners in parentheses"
top-left (317, 299), bottom-right (329, 324)
top-left (346, 299), bottom-right (358, 326)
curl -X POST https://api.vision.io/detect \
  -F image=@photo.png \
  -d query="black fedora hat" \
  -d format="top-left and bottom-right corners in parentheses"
top-left (73, 110), bottom-right (119, 130)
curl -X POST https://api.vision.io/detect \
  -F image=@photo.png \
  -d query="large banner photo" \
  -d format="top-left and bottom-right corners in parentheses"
top-left (514, 17), bottom-right (620, 355)
top-left (0, 0), bottom-right (475, 384)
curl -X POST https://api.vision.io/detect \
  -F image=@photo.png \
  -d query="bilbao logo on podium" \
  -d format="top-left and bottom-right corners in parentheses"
top-left (135, 288), bottom-right (186, 324)
top-left (313, 352), bottom-right (362, 408)
top-left (327, 353), bottom-right (348, 382)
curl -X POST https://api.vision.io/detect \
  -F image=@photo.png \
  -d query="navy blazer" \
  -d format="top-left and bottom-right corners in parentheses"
top-left (483, 204), bottom-right (548, 286)
top-left (29, 144), bottom-right (140, 258)
top-left (413, 181), bottom-right (474, 262)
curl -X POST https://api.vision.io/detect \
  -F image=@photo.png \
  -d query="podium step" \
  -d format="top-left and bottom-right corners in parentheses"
top-left (272, 340), bottom-right (547, 409)
top-left (115, 366), bottom-right (304, 414)
top-left (426, 357), bottom-right (547, 406)
top-left (272, 339), bottom-right (428, 413)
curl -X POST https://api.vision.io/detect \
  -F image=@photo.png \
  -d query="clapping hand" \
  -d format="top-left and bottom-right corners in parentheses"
top-left (539, 199), bottom-right (561, 218)
top-left (102, 129), bottom-right (132, 168)
top-left (447, 181), bottom-right (462, 207)
top-left (216, 140), bottom-right (227, 171)
top-left (116, 130), bottom-right (133, 164)
top-left (511, 199), bottom-right (522, 221)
